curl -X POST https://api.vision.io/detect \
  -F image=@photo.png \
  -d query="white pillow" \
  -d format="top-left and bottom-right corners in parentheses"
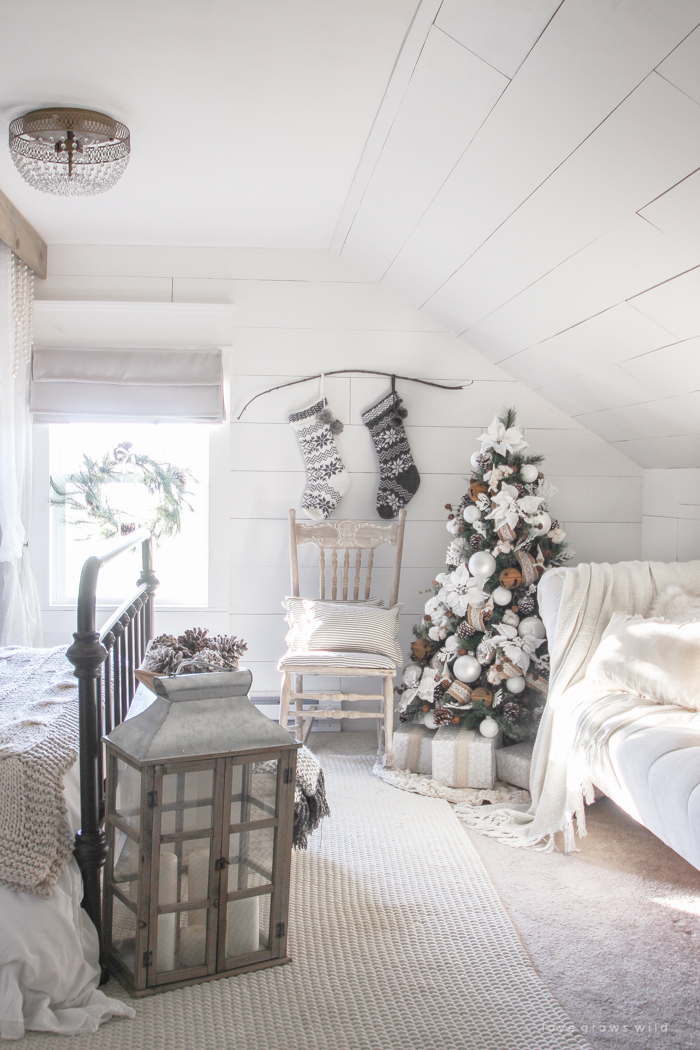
top-left (283, 597), bottom-right (384, 650)
top-left (584, 611), bottom-right (700, 712)
top-left (286, 599), bottom-right (402, 666)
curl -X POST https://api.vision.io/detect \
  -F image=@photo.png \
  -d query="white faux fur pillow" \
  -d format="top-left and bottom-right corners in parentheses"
top-left (584, 611), bottom-right (700, 712)
top-left (649, 584), bottom-right (700, 623)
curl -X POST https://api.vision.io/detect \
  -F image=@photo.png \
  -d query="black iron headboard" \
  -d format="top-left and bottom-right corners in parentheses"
top-left (66, 528), bottom-right (158, 958)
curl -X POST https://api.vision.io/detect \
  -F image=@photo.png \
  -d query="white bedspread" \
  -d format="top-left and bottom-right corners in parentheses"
top-left (0, 654), bottom-right (136, 1040)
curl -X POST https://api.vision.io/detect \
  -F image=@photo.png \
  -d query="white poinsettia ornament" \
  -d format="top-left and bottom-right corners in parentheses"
top-left (439, 563), bottom-right (487, 617)
top-left (478, 415), bottom-right (529, 457)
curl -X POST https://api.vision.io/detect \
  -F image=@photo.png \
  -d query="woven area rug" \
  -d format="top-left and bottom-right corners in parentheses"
top-left (23, 752), bottom-right (589, 1050)
top-left (372, 759), bottom-right (531, 805)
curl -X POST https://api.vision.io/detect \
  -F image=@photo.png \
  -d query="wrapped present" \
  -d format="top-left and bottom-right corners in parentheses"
top-left (392, 723), bottom-right (436, 774)
top-left (431, 724), bottom-right (499, 789)
top-left (496, 741), bottom-right (533, 790)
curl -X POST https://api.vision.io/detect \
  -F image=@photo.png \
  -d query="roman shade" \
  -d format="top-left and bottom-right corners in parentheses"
top-left (30, 347), bottom-right (224, 423)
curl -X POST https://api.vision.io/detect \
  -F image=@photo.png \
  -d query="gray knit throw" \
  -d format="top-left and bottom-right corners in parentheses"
top-left (293, 746), bottom-right (331, 849)
top-left (0, 646), bottom-right (78, 897)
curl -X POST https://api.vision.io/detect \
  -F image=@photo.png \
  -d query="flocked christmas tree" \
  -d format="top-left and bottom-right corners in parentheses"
top-left (400, 407), bottom-right (570, 741)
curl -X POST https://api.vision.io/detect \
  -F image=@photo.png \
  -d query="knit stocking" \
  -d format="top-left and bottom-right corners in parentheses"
top-left (362, 390), bottom-right (420, 519)
top-left (289, 397), bottom-right (350, 521)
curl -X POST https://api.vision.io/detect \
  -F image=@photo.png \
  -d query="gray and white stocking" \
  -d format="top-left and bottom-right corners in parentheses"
top-left (289, 397), bottom-right (350, 521)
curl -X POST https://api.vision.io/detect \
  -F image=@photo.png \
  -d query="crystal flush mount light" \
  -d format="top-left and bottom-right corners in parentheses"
top-left (9, 108), bottom-right (130, 196)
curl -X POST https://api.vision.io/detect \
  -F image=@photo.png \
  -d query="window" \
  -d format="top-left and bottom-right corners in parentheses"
top-left (49, 423), bottom-right (209, 608)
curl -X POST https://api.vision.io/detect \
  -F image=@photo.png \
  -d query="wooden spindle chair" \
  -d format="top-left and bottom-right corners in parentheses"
top-left (278, 508), bottom-right (406, 764)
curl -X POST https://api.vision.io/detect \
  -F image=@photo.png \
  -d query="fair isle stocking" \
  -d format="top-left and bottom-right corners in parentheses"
top-left (289, 397), bottom-right (350, 521)
top-left (362, 389), bottom-right (420, 519)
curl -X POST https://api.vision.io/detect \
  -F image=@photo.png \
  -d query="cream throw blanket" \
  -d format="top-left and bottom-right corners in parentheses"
top-left (459, 559), bottom-right (700, 850)
top-left (0, 645), bottom-right (78, 895)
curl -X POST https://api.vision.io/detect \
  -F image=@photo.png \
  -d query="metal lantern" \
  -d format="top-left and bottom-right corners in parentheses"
top-left (103, 670), bottom-right (299, 996)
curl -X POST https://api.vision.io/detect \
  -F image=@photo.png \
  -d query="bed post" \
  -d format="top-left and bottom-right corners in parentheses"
top-left (66, 556), bottom-right (109, 959)
top-left (137, 535), bottom-right (158, 646)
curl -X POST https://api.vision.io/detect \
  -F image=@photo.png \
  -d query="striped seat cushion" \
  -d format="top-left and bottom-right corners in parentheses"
top-left (278, 650), bottom-right (397, 671)
top-left (283, 600), bottom-right (402, 665)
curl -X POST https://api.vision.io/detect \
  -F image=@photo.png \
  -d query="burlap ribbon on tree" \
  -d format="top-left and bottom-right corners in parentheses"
top-left (497, 524), bottom-right (516, 543)
top-left (446, 680), bottom-right (472, 704)
top-left (467, 599), bottom-right (493, 631)
top-left (516, 550), bottom-right (542, 586)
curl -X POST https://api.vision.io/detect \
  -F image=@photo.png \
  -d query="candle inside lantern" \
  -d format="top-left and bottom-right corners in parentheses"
top-left (226, 896), bottom-right (259, 958)
top-left (186, 846), bottom-right (210, 926)
top-left (157, 849), bottom-right (177, 972)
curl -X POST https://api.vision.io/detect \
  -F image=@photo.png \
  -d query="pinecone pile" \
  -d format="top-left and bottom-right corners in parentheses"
top-left (142, 628), bottom-right (247, 676)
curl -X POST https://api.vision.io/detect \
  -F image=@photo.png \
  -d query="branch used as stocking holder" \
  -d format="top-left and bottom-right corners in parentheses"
top-left (236, 369), bottom-right (471, 420)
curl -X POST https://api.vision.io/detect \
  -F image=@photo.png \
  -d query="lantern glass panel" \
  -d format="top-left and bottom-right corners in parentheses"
top-left (161, 769), bottom-right (213, 835)
top-left (115, 758), bottom-right (141, 832)
top-left (231, 760), bottom-right (278, 823)
top-left (227, 827), bottom-right (275, 888)
top-left (225, 893), bottom-right (271, 961)
top-left (113, 832), bottom-right (140, 903)
top-left (111, 896), bottom-right (138, 973)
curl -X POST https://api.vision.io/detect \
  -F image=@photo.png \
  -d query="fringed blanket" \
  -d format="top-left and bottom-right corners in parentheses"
top-left (460, 559), bottom-right (700, 852)
top-left (0, 645), bottom-right (78, 896)
top-left (293, 746), bottom-right (330, 848)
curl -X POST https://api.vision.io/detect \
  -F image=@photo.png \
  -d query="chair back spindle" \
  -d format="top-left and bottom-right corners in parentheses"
top-left (288, 509), bottom-right (406, 606)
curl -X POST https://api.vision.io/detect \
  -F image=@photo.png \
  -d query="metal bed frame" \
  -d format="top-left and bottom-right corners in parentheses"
top-left (66, 527), bottom-right (158, 957)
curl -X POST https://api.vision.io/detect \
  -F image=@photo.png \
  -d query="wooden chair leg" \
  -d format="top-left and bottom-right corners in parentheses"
top-left (302, 716), bottom-right (314, 745)
top-left (294, 673), bottom-right (304, 743)
top-left (279, 673), bottom-right (291, 734)
top-left (383, 675), bottom-right (395, 768)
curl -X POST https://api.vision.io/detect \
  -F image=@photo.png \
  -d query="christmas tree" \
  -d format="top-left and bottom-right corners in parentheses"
top-left (400, 407), bottom-right (570, 741)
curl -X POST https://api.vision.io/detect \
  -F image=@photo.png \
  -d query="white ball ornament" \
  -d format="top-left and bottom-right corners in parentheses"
top-left (520, 464), bottom-right (539, 483)
top-left (518, 616), bottom-right (546, 641)
top-left (492, 586), bottom-right (512, 606)
top-left (422, 711), bottom-right (438, 730)
top-left (529, 511), bottom-right (551, 537)
top-left (453, 655), bottom-right (482, 683)
top-left (468, 551), bottom-right (497, 579)
top-left (506, 675), bottom-right (526, 694)
top-left (479, 716), bottom-right (500, 739)
top-left (463, 505), bottom-right (481, 524)
top-left (444, 634), bottom-right (461, 652)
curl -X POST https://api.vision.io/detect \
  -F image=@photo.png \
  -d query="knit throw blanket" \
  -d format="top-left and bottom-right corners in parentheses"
top-left (0, 645), bottom-right (78, 897)
top-left (461, 559), bottom-right (700, 852)
top-left (293, 746), bottom-right (330, 849)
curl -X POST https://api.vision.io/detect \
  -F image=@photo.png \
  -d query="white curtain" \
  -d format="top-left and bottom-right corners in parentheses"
top-left (0, 243), bottom-right (42, 646)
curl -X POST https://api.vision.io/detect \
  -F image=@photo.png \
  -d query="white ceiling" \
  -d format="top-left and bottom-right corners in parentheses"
top-left (337, 0), bottom-right (700, 469)
top-left (6, 0), bottom-right (700, 468)
top-left (0, 0), bottom-right (418, 247)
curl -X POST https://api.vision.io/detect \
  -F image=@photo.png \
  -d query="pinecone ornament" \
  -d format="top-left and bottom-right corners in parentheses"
top-left (518, 595), bottom-right (536, 616)
top-left (469, 534), bottom-right (483, 551)
top-left (502, 701), bottom-right (521, 723)
top-left (456, 621), bottom-right (475, 639)
top-left (433, 706), bottom-right (454, 727)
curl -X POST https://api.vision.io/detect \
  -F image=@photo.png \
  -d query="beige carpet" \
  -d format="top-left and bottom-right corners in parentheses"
top-left (22, 737), bottom-right (591, 1050)
top-left (462, 793), bottom-right (700, 1050)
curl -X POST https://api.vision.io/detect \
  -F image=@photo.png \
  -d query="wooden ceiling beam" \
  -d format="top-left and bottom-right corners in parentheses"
top-left (0, 186), bottom-right (47, 279)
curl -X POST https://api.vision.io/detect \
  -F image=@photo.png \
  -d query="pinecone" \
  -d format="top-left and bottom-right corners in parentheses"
top-left (469, 534), bottom-right (482, 551)
top-left (211, 633), bottom-right (247, 668)
top-left (519, 595), bottom-right (536, 615)
top-left (150, 633), bottom-right (179, 651)
top-left (502, 701), bottom-right (521, 723)
top-left (433, 706), bottom-right (454, 727)
top-left (143, 644), bottom-right (183, 675)
top-left (177, 627), bottom-right (210, 654)
top-left (456, 621), bottom-right (475, 639)
top-left (432, 684), bottom-right (445, 704)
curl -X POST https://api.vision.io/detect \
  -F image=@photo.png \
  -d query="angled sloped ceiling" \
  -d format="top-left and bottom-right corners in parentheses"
top-left (335, 0), bottom-right (700, 469)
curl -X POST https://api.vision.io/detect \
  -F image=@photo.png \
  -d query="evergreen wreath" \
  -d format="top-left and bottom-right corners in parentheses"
top-left (50, 441), bottom-right (195, 541)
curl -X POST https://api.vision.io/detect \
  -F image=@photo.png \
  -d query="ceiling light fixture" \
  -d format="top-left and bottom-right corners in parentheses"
top-left (9, 108), bottom-right (130, 196)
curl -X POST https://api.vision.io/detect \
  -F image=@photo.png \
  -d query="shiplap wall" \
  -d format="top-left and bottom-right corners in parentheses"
top-left (33, 245), bottom-right (642, 716)
top-left (642, 469), bottom-right (700, 561)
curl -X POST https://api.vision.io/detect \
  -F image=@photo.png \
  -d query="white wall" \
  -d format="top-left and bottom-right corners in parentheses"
top-left (642, 469), bottom-right (700, 562)
top-left (32, 245), bottom-right (642, 716)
